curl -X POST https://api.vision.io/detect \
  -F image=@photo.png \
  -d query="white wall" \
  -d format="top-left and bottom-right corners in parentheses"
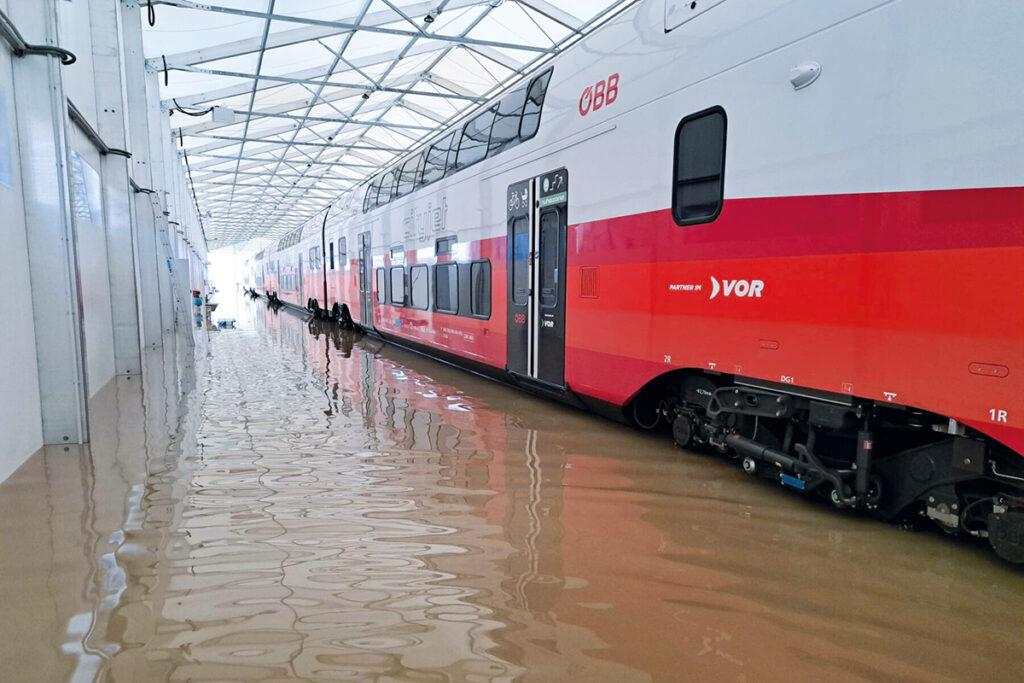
top-left (0, 0), bottom-right (208, 482)
top-left (0, 44), bottom-right (44, 482)
top-left (69, 127), bottom-right (117, 396)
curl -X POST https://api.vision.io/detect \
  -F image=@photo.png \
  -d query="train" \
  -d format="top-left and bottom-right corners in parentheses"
top-left (244, 0), bottom-right (1024, 563)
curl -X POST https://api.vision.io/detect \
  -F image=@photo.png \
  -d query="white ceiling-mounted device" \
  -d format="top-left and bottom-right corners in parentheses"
top-left (210, 106), bottom-right (235, 123)
top-left (789, 61), bottom-right (822, 90)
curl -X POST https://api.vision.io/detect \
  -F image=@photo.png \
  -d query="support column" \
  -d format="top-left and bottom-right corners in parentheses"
top-left (9, 0), bottom-right (88, 444)
top-left (90, 0), bottom-right (142, 375)
top-left (120, 0), bottom-right (165, 350)
top-left (146, 69), bottom-right (179, 340)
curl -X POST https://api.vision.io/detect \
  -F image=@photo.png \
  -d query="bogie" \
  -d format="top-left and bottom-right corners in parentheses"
top-left (634, 370), bottom-right (1024, 563)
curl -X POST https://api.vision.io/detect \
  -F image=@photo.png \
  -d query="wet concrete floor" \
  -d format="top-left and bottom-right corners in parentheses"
top-left (1, 299), bottom-right (1022, 682)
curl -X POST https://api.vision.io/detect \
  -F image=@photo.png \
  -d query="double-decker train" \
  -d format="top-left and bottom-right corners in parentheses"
top-left (245, 0), bottom-right (1024, 562)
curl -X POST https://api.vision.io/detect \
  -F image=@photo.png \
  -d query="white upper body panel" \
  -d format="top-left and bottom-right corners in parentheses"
top-left (269, 0), bottom-right (1023, 265)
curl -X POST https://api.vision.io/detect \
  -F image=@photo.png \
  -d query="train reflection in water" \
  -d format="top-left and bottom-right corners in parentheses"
top-left (217, 303), bottom-right (1018, 681)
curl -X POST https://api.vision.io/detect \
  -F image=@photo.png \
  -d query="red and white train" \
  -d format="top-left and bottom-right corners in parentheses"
top-left (246, 0), bottom-right (1024, 562)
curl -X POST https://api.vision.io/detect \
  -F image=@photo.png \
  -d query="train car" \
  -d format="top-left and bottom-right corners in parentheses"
top-left (249, 0), bottom-right (1024, 562)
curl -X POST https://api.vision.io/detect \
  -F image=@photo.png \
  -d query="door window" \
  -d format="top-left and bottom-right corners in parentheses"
top-left (539, 211), bottom-right (559, 308)
top-left (376, 267), bottom-right (386, 303)
top-left (511, 216), bottom-right (530, 305)
top-left (470, 260), bottom-right (491, 318)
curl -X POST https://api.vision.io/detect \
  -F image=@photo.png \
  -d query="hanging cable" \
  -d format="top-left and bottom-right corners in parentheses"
top-left (162, 54), bottom-right (168, 86)
top-left (147, 0), bottom-right (156, 27)
top-left (182, 150), bottom-right (209, 247)
top-left (171, 98), bottom-right (213, 117)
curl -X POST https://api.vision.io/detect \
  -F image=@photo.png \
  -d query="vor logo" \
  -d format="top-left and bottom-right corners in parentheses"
top-left (709, 277), bottom-right (764, 300)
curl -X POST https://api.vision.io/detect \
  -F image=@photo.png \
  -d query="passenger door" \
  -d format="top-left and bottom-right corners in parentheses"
top-left (358, 231), bottom-right (373, 325)
top-left (506, 169), bottom-right (568, 386)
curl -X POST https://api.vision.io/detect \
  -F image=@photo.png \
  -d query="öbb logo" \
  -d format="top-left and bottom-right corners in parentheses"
top-left (579, 74), bottom-right (619, 117)
top-left (709, 277), bottom-right (764, 300)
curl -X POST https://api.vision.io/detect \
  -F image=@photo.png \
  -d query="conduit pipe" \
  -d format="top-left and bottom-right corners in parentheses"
top-left (67, 99), bottom-right (132, 158)
top-left (0, 8), bottom-right (76, 65)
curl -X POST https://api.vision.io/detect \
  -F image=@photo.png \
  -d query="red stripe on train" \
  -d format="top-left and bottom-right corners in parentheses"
top-left (570, 187), bottom-right (1024, 266)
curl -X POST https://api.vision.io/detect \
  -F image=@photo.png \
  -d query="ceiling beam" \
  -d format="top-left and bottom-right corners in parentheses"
top-left (187, 153), bottom-right (378, 171)
top-left (195, 181), bottom-right (356, 189)
top-left (187, 133), bottom-right (409, 153)
top-left (165, 64), bottom-right (336, 108)
top-left (150, 0), bottom-right (485, 67)
top-left (169, 63), bottom-right (486, 102)
top-left (517, 0), bottom-right (585, 31)
top-left (464, 44), bottom-right (529, 72)
top-left (179, 107), bottom-right (437, 137)
top-left (151, 0), bottom-right (556, 56)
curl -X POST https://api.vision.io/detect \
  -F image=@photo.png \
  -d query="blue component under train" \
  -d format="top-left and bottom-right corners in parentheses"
top-left (780, 473), bottom-right (806, 490)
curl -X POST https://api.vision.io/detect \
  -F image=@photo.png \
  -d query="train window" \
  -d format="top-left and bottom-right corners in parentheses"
top-left (389, 266), bottom-right (406, 306)
top-left (376, 169), bottom-right (396, 206)
top-left (489, 87), bottom-right (527, 155)
top-left (539, 211), bottom-right (559, 308)
top-left (511, 216), bottom-right (530, 305)
top-left (364, 176), bottom-right (381, 212)
top-left (376, 267), bottom-right (386, 303)
top-left (470, 260), bottom-right (491, 318)
top-left (444, 130), bottom-right (462, 175)
top-left (338, 237), bottom-right (347, 268)
top-left (421, 131), bottom-right (456, 185)
top-left (456, 107), bottom-right (495, 169)
top-left (409, 264), bottom-right (429, 310)
top-left (329, 242), bottom-right (335, 270)
top-left (520, 69), bottom-right (552, 141)
top-left (435, 235), bottom-right (456, 256)
top-left (673, 107), bottom-right (726, 225)
top-left (434, 262), bottom-right (458, 314)
top-left (396, 156), bottom-right (422, 197)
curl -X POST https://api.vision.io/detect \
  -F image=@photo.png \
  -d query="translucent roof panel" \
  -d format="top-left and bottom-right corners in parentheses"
top-left (143, 0), bottom-right (638, 246)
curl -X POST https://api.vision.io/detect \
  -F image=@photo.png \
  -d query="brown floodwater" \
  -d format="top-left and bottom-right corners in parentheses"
top-left (2, 299), bottom-right (1021, 682)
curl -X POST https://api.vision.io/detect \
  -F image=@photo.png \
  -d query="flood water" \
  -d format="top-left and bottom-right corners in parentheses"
top-left (2, 298), bottom-right (1021, 682)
